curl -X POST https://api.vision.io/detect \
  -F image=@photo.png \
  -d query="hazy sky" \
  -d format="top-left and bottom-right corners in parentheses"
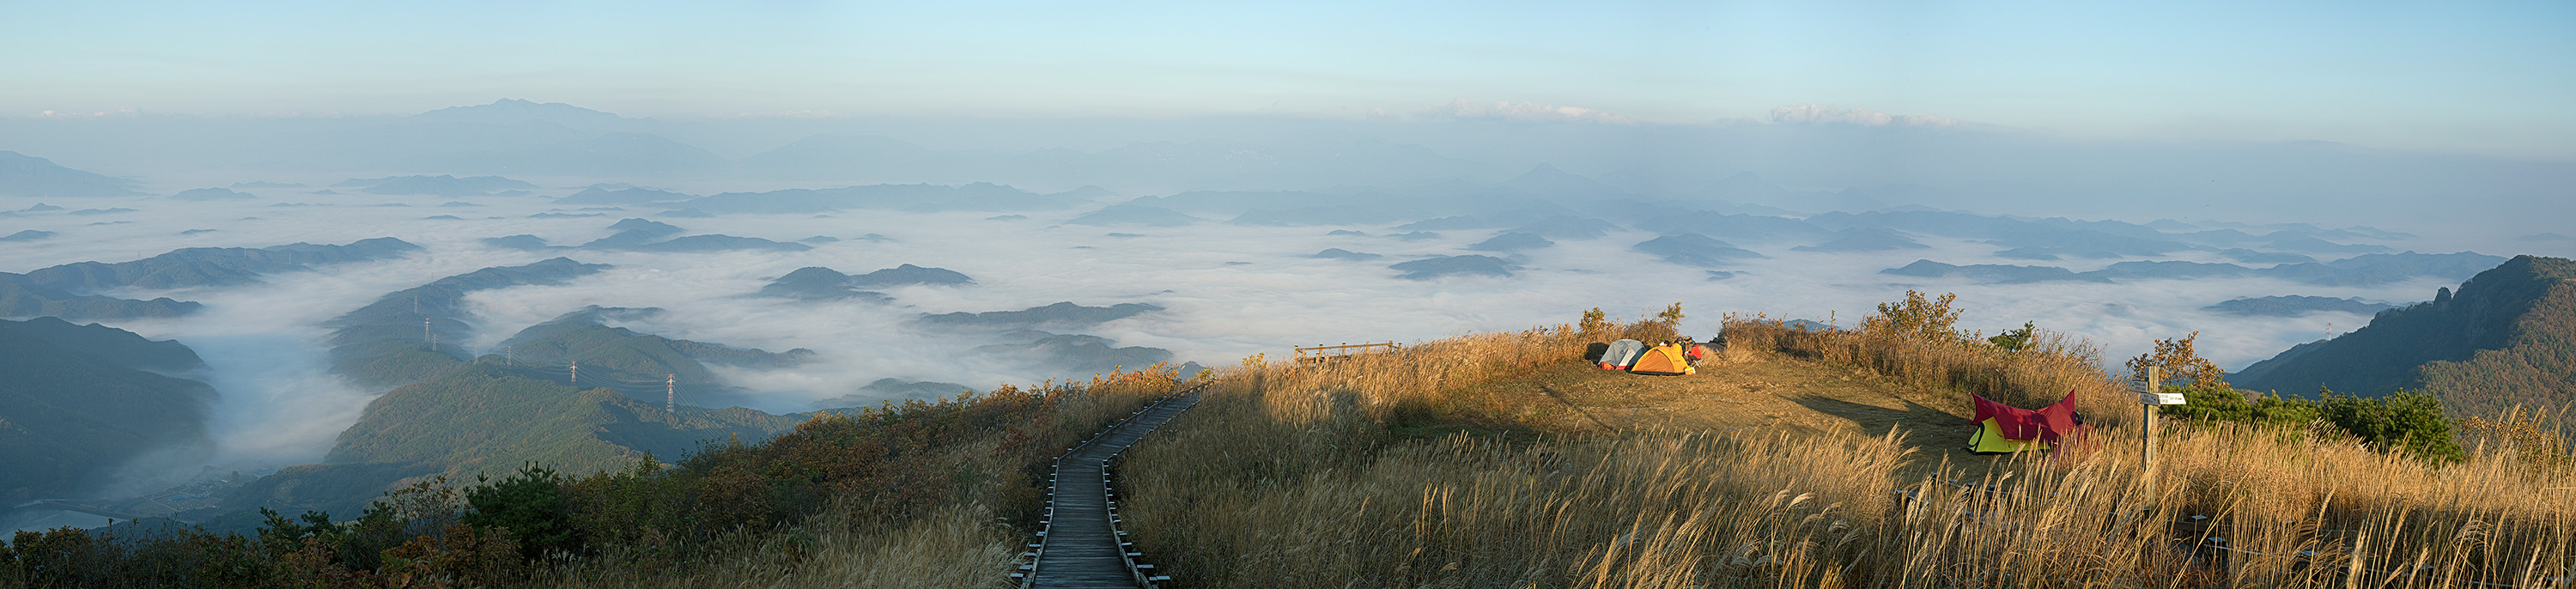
top-left (6, 1), bottom-right (2572, 160)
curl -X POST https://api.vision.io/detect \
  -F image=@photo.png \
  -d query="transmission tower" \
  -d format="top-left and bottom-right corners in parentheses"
top-left (570, 361), bottom-right (579, 384)
top-left (424, 319), bottom-right (435, 352)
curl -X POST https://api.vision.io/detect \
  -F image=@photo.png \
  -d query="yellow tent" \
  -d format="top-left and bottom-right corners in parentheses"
top-left (1629, 343), bottom-right (1694, 376)
top-left (1965, 418), bottom-right (2050, 453)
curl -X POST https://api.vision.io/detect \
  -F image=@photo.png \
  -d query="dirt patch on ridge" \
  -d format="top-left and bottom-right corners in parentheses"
top-left (1476, 351), bottom-right (2050, 477)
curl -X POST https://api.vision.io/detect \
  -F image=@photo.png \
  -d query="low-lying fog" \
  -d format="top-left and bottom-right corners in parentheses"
top-left (5, 185), bottom-right (2544, 483)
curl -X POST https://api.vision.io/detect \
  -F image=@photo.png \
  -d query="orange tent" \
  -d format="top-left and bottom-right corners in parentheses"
top-left (1629, 343), bottom-right (1694, 376)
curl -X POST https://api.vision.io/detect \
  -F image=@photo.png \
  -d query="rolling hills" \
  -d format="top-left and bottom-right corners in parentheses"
top-left (494, 306), bottom-right (815, 406)
top-left (0, 238), bottom-right (419, 320)
top-left (6, 237), bottom-right (420, 292)
top-left (254, 266), bottom-right (825, 519)
top-left (323, 257), bottom-right (611, 388)
top-left (323, 362), bottom-right (803, 481)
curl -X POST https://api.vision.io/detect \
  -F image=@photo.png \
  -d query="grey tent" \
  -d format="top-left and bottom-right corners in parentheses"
top-left (1601, 339), bottom-right (1647, 369)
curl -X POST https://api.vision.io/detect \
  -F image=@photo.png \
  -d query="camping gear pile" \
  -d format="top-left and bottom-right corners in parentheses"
top-left (1583, 337), bottom-right (1716, 376)
top-left (1965, 391), bottom-right (2088, 454)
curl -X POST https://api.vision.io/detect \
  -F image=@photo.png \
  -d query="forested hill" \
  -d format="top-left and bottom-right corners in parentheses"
top-left (2234, 255), bottom-right (2576, 416)
top-left (0, 318), bottom-right (215, 504)
top-left (234, 268), bottom-right (816, 521)
top-left (495, 306), bottom-right (814, 407)
top-left (324, 257), bottom-right (611, 388)
top-left (320, 362), bottom-right (802, 484)
top-left (0, 238), bottom-right (419, 321)
top-left (3, 238), bottom-right (419, 292)
top-left (0, 316), bottom-right (204, 373)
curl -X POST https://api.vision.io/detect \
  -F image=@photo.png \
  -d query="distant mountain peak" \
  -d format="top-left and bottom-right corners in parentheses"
top-left (851, 264), bottom-right (974, 288)
top-left (782, 134), bottom-right (927, 149)
top-left (410, 99), bottom-right (631, 126)
top-left (1504, 162), bottom-right (1629, 201)
top-left (1706, 171), bottom-right (1786, 192)
top-left (0, 150), bottom-right (143, 197)
top-left (1505, 162), bottom-right (1581, 183)
top-left (1048, 185), bottom-right (1117, 200)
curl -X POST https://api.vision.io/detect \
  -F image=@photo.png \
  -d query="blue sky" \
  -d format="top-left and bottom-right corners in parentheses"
top-left (4, 0), bottom-right (2572, 159)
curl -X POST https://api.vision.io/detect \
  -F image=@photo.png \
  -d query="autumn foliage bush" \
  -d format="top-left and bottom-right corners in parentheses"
top-left (554, 369), bottom-right (1174, 573)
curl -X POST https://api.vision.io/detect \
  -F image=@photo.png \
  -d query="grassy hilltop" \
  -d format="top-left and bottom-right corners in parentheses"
top-left (1103, 312), bottom-right (2573, 587)
top-left (7, 299), bottom-right (2572, 588)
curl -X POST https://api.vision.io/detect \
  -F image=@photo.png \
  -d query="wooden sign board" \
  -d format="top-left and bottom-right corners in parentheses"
top-left (2130, 366), bottom-right (2176, 404)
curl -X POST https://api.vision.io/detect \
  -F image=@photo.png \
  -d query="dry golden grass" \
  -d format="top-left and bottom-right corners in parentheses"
top-left (1117, 318), bottom-right (2576, 588)
top-left (551, 504), bottom-right (1020, 589)
top-left (539, 369), bottom-right (1184, 589)
top-left (544, 440), bottom-right (1024, 589)
top-left (1719, 314), bottom-right (2131, 429)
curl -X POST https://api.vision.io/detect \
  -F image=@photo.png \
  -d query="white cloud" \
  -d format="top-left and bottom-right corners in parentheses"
top-left (1426, 99), bottom-right (1634, 124)
top-left (1769, 103), bottom-right (1958, 127)
top-left (33, 108), bottom-right (142, 118)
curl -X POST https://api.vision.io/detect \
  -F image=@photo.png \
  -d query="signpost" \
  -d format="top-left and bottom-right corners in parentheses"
top-left (2129, 366), bottom-right (2185, 501)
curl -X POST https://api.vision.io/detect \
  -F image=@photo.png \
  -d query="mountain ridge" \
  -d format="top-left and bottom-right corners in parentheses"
top-left (2234, 255), bottom-right (2576, 417)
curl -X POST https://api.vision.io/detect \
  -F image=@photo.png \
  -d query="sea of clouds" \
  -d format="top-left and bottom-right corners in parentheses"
top-left (0, 177), bottom-right (2556, 484)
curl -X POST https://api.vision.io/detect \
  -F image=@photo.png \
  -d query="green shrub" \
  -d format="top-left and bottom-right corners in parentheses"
top-left (2320, 389), bottom-right (2469, 464)
top-left (2160, 385), bottom-right (2468, 465)
top-left (5, 523), bottom-right (286, 586)
top-left (1987, 321), bottom-right (2037, 351)
top-left (460, 463), bottom-right (575, 560)
top-left (2159, 385), bottom-right (2318, 429)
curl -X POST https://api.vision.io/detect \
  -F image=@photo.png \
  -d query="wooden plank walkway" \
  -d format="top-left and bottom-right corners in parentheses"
top-left (1021, 382), bottom-right (1207, 589)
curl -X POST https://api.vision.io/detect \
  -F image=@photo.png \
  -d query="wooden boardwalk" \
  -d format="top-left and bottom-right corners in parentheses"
top-left (1021, 382), bottom-right (1207, 589)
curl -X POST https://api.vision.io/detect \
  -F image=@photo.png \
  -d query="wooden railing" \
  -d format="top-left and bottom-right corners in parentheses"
top-left (1293, 341), bottom-right (1399, 364)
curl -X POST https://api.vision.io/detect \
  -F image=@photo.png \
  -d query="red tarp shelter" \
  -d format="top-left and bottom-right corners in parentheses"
top-left (1965, 391), bottom-right (2088, 454)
